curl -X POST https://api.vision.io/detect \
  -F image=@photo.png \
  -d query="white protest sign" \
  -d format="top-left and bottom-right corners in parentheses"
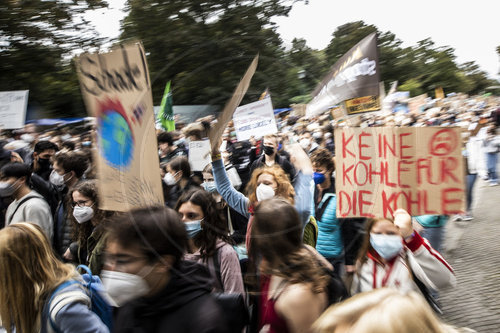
top-left (189, 140), bottom-right (212, 171)
top-left (0, 90), bottom-right (29, 129)
top-left (233, 98), bottom-right (278, 141)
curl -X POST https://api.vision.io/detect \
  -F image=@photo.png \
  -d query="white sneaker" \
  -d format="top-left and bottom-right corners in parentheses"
top-left (463, 215), bottom-right (473, 221)
top-left (489, 182), bottom-right (498, 187)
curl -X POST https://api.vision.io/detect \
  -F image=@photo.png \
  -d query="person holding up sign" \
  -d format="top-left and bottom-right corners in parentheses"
top-left (351, 209), bottom-right (456, 298)
top-left (211, 142), bottom-right (312, 252)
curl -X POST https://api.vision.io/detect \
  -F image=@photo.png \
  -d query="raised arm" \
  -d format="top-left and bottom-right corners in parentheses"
top-left (211, 158), bottom-right (250, 218)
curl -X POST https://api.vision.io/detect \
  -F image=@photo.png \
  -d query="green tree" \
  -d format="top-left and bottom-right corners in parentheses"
top-left (120, 0), bottom-right (305, 108)
top-left (0, 0), bottom-right (107, 117)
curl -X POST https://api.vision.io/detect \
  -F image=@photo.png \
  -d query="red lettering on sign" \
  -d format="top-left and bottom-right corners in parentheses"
top-left (342, 132), bottom-right (355, 158)
top-left (368, 162), bottom-right (383, 185)
top-left (338, 191), bottom-right (352, 217)
top-left (440, 157), bottom-right (459, 184)
top-left (441, 188), bottom-right (463, 215)
top-left (399, 132), bottom-right (412, 159)
top-left (423, 190), bottom-right (438, 215)
top-left (382, 191), bottom-right (399, 217)
top-left (397, 160), bottom-right (413, 188)
top-left (359, 190), bottom-right (375, 217)
top-left (401, 190), bottom-right (422, 216)
top-left (383, 134), bottom-right (396, 158)
top-left (343, 163), bottom-right (354, 186)
top-left (354, 162), bottom-right (368, 186)
top-left (358, 132), bottom-right (371, 160)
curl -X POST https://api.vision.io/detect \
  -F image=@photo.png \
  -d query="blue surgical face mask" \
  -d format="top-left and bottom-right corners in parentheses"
top-left (202, 181), bottom-right (217, 193)
top-left (313, 172), bottom-right (326, 185)
top-left (185, 219), bottom-right (203, 238)
top-left (370, 233), bottom-right (403, 260)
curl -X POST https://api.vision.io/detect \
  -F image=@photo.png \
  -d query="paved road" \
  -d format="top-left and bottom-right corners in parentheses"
top-left (440, 177), bottom-right (500, 332)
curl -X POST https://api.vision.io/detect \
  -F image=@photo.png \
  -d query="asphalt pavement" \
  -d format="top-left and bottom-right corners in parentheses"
top-left (440, 174), bottom-right (500, 332)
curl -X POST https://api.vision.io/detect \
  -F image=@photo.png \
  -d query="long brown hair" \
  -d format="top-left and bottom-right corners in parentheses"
top-left (250, 198), bottom-right (329, 293)
top-left (69, 180), bottom-right (115, 249)
top-left (0, 223), bottom-right (75, 333)
top-left (175, 189), bottom-right (233, 260)
top-left (245, 165), bottom-right (295, 205)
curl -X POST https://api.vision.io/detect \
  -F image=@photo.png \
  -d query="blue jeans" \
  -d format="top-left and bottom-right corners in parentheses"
top-left (420, 227), bottom-right (445, 253)
top-left (466, 174), bottom-right (477, 212)
top-left (486, 152), bottom-right (498, 183)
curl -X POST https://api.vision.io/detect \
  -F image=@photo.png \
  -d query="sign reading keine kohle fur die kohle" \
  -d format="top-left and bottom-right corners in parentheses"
top-left (334, 127), bottom-right (465, 218)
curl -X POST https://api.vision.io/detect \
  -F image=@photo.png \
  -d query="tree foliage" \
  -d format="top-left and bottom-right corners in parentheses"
top-left (323, 21), bottom-right (499, 97)
top-left (0, 0), bottom-right (107, 117)
top-left (120, 0), bottom-right (304, 108)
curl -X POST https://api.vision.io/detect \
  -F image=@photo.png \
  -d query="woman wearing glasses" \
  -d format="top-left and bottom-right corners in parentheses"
top-left (63, 180), bottom-right (115, 275)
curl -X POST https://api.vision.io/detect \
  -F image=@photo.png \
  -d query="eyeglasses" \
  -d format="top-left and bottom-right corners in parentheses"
top-left (71, 200), bottom-right (93, 208)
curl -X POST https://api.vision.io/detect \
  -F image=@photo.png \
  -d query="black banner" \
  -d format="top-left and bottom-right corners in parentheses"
top-left (307, 33), bottom-right (380, 116)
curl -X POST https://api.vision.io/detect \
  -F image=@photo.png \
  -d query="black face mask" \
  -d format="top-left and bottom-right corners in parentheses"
top-left (38, 157), bottom-right (51, 169)
top-left (263, 145), bottom-right (274, 156)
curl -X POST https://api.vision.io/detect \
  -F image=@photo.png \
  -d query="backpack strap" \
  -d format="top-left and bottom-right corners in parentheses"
top-left (315, 193), bottom-right (335, 222)
top-left (8, 196), bottom-right (38, 225)
top-left (48, 280), bottom-right (91, 333)
top-left (212, 247), bottom-right (224, 291)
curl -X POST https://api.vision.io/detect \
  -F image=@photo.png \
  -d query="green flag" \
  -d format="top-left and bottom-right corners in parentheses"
top-left (157, 81), bottom-right (175, 131)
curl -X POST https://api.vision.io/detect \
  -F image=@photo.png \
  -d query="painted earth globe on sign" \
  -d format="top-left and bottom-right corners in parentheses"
top-left (98, 99), bottom-right (134, 169)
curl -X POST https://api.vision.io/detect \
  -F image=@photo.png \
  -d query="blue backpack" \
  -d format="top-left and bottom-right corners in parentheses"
top-left (47, 265), bottom-right (113, 332)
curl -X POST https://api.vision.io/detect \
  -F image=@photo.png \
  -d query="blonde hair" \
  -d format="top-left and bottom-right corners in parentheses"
top-left (246, 165), bottom-right (295, 205)
top-left (313, 288), bottom-right (468, 333)
top-left (0, 223), bottom-right (76, 333)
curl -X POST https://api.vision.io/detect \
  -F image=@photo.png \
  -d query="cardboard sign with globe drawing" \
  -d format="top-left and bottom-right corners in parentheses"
top-left (76, 42), bottom-right (164, 211)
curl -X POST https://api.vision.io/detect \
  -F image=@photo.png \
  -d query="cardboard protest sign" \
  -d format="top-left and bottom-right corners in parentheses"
top-left (209, 55), bottom-right (259, 151)
top-left (334, 127), bottom-right (465, 218)
top-left (307, 33), bottom-right (379, 117)
top-left (76, 42), bottom-right (164, 211)
top-left (0, 90), bottom-right (29, 129)
top-left (189, 140), bottom-right (211, 171)
top-left (233, 98), bottom-right (278, 141)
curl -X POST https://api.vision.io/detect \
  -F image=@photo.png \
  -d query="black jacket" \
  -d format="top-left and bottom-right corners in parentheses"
top-left (249, 153), bottom-right (296, 183)
top-left (114, 260), bottom-right (229, 333)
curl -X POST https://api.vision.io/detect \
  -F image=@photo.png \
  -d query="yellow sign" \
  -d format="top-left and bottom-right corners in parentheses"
top-left (345, 95), bottom-right (380, 115)
top-left (435, 87), bottom-right (445, 99)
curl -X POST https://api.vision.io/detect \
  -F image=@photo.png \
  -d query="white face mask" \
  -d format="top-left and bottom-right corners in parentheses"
top-left (100, 270), bottom-right (151, 307)
top-left (73, 205), bottom-right (94, 224)
top-left (163, 172), bottom-right (177, 186)
top-left (50, 170), bottom-right (68, 186)
top-left (256, 183), bottom-right (275, 201)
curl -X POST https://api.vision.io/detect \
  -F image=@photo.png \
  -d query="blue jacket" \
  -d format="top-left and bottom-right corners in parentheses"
top-left (312, 188), bottom-right (343, 259)
top-left (41, 280), bottom-right (109, 333)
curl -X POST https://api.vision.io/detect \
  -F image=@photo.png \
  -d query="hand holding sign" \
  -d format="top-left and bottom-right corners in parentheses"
top-left (393, 208), bottom-right (413, 239)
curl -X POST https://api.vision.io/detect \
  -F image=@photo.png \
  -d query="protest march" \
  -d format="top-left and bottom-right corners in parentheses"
top-left (1, 10), bottom-right (500, 333)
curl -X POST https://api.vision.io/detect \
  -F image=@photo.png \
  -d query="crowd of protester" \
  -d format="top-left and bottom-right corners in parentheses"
top-left (0, 93), bottom-right (498, 332)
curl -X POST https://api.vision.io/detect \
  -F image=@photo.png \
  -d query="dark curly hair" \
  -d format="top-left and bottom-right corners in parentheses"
top-left (175, 189), bottom-right (233, 261)
top-left (311, 148), bottom-right (335, 172)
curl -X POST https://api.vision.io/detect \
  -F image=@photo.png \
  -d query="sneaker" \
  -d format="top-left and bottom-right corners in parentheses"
top-left (453, 214), bottom-right (463, 221)
top-left (463, 214), bottom-right (473, 221)
top-left (489, 182), bottom-right (498, 187)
